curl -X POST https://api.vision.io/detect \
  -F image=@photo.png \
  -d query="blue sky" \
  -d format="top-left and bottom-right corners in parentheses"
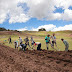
top-left (0, 0), bottom-right (72, 31)
top-left (0, 19), bottom-right (72, 30)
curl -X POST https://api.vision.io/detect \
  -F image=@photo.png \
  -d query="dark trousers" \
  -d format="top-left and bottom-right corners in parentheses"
top-left (15, 45), bottom-right (16, 49)
top-left (9, 40), bottom-right (12, 44)
top-left (21, 44), bottom-right (26, 51)
top-left (37, 43), bottom-right (41, 50)
top-left (22, 46), bottom-right (26, 51)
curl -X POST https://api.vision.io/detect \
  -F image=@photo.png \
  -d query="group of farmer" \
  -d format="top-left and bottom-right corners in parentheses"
top-left (45, 33), bottom-right (69, 51)
top-left (8, 33), bottom-right (69, 51)
top-left (8, 36), bottom-right (41, 51)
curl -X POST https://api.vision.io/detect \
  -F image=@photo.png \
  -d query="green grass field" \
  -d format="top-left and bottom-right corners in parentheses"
top-left (0, 31), bottom-right (72, 51)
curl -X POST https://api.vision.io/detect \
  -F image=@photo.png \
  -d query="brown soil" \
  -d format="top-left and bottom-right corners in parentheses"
top-left (0, 44), bottom-right (72, 72)
top-left (69, 34), bottom-right (72, 37)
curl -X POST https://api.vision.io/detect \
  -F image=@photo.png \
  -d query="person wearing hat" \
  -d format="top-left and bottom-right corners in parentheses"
top-left (45, 34), bottom-right (51, 50)
top-left (61, 38), bottom-right (69, 51)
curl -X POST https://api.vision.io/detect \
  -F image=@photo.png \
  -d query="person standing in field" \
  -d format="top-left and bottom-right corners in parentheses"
top-left (30, 36), bottom-right (35, 49)
top-left (19, 37), bottom-right (22, 44)
top-left (14, 41), bottom-right (18, 50)
top-left (45, 34), bottom-right (51, 50)
top-left (8, 36), bottom-right (12, 44)
top-left (61, 38), bottom-right (69, 51)
top-left (51, 33), bottom-right (58, 49)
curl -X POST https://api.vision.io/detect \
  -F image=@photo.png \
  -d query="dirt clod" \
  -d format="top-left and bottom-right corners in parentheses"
top-left (0, 44), bottom-right (72, 72)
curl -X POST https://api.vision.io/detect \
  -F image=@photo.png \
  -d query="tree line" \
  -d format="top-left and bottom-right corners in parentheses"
top-left (0, 27), bottom-right (46, 31)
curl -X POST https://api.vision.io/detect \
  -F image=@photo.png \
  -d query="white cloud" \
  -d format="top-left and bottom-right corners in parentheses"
top-left (17, 27), bottom-right (28, 31)
top-left (55, 0), bottom-right (72, 9)
top-left (0, 13), bottom-right (7, 24)
top-left (9, 14), bottom-right (29, 23)
top-left (31, 24), bottom-right (72, 31)
top-left (0, 0), bottom-right (30, 24)
top-left (62, 9), bottom-right (72, 21)
top-left (32, 24), bottom-right (56, 31)
top-left (26, 0), bottom-right (56, 20)
top-left (17, 24), bottom-right (72, 31)
top-left (52, 24), bottom-right (72, 31)
top-left (0, 0), bottom-right (72, 24)
top-left (47, 13), bottom-right (62, 20)
top-left (21, 0), bottom-right (72, 20)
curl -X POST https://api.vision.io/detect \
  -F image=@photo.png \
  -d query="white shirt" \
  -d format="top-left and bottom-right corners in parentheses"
top-left (19, 38), bottom-right (22, 43)
top-left (35, 42), bottom-right (41, 45)
top-left (51, 36), bottom-right (56, 41)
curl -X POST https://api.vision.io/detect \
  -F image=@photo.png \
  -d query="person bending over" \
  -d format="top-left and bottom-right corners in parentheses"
top-left (61, 38), bottom-right (69, 51)
top-left (24, 36), bottom-right (31, 49)
top-left (20, 42), bottom-right (27, 51)
top-left (33, 42), bottom-right (41, 50)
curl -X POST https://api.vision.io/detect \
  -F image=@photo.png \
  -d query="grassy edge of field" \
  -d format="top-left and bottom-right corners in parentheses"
top-left (0, 31), bottom-right (72, 51)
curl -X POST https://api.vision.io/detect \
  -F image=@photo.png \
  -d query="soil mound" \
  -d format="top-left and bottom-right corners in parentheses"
top-left (0, 44), bottom-right (72, 72)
